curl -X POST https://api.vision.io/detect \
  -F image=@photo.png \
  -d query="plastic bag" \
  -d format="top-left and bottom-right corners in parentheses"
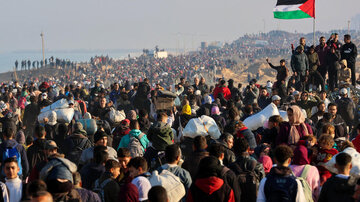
top-left (243, 103), bottom-right (280, 130)
top-left (183, 115), bottom-right (221, 139)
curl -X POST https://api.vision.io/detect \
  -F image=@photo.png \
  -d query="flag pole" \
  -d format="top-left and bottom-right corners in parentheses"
top-left (313, 18), bottom-right (316, 46)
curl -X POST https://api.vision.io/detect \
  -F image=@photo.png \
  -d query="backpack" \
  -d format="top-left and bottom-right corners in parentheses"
top-left (2, 144), bottom-right (22, 176)
top-left (128, 133), bottom-right (145, 158)
top-left (297, 165), bottom-right (314, 202)
top-left (264, 170), bottom-right (298, 202)
top-left (149, 170), bottom-right (186, 202)
top-left (67, 138), bottom-right (89, 165)
top-left (231, 158), bottom-right (260, 202)
top-left (93, 178), bottom-right (112, 202)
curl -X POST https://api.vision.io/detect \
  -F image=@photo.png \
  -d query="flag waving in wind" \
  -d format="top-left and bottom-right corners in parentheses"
top-left (274, 0), bottom-right (315, 19)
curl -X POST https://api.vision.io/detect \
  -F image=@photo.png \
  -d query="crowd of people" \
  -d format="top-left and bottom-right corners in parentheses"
top-left (0, 33), bottom-right (358, 202)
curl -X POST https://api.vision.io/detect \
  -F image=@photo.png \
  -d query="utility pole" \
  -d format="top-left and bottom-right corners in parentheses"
top-left (348, 20), bottom-right (351, 34)
top-left (40, 32), bottom-right (45, 67)
top-left (263, 19), bottom-right (266, 34)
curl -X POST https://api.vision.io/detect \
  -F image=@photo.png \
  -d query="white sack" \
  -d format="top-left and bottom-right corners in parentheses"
top-left (243, 103), bottom-right (280, 130)
top-left (40, 99), bottom-right (69, 113)
top-left (183, 115), bottom-right (221, 139)
top-left (324, 147), bottom-right (360, 177)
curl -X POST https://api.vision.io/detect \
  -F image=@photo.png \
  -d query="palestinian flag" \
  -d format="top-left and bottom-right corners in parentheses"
top-left (274, 0), bottom-right (315, 19)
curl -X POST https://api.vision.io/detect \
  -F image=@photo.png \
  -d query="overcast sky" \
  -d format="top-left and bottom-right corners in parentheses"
top-left (1, 0), bottom-right (359, 52)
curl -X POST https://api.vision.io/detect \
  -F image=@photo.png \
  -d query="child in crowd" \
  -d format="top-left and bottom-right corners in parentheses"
top-left (313, 134), bottom-right (338, 185)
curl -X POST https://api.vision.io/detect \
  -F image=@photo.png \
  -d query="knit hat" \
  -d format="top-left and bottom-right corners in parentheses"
top-left (211, 105), bottom-right (220, 115)
top-left (94, 130), bottom-right (107, 143)
top-left (182, 105), bottom-right (191, 115)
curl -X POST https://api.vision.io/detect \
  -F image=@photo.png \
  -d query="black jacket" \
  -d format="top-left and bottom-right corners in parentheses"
top-left (341, 42), bottom-right (358, 66)
top-left (318, 175), bottom-right (356, 202)
top-left (97, 171), bottom-right (121, 202)
top-left (336, 97), bottom-right (356, 127)
top-left (27, 139), bottom-right (47, 171)
top-left (269, 63), bottom-right (288, 82)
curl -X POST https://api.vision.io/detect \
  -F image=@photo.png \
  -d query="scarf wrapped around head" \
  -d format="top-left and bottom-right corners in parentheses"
top-left (293, 145), bottom-right (310, 165)
top-left (288, 105), bottom-right (308, 145)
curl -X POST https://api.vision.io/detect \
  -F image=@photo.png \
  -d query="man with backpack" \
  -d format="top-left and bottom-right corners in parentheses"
top-left (157, 144), bottom-right (192, 191)
top-left (27, 125), bottom-right (47, 172)
top-left (93, 159), bottom-right (121, 202)
top-left (0, 127), bottom-right (29, 179)
top-left (187, 156), bottom-right (235, 202)
top-left (79, 147), bottom-right (108, 189)
top-left (257, 145), bottom-right (305, 202)
top-left (182, 135), bottom-right (209, 179)
top-left (63, 122), bottom-right (92, 165)
top-left (229, 138), bottom-right (264, 202)
top-left (79, 130), bottom-right (117, 167)
top-left (208, 143), bottom-right (241, 202)
top-left (117, 120), bottom-right (149, 158)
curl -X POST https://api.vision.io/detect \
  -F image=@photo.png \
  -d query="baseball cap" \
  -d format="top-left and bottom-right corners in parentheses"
top-left (45, 140), bottom-right (58, 150)
top-left (293, 91), bottom-right (300, 96)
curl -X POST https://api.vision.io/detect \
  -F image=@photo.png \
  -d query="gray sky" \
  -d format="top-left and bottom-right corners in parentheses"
top-left (1, 0), bottom-right (359, 52)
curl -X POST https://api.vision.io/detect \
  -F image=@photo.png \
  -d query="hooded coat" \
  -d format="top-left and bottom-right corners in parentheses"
top-left (147, 122), bottom-right (174, 151)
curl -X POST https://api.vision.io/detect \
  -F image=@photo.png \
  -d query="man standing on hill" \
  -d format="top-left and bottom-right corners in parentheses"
top-left (341, 34), bottom-right (358, 86)
top-left (291, 46), bottom-right (309, 91)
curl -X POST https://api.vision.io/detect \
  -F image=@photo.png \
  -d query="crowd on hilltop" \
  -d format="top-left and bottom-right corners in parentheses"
top-left (0, 33), bottom-right (358, 202)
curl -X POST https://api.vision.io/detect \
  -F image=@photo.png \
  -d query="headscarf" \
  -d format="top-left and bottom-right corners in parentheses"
top-left (293, 145), bottom-right (310, 165)
top-left (258, 155), bottom-right (273, 174)
top-left (182, 104), bottom-right (191, 116)
top-left (211, 106), bottom-right (220, 115)
top-left (127, 110), bottom-right (137, 120)
top-left (83, 112), bottom-right (92, 119)
top-left (288, 105), bottom-right (309, 145)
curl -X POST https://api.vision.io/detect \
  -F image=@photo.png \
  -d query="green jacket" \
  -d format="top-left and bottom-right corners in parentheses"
top-left (296, 96), bottom-right (321, 118)
top-left (147, 122), bottom-right (174, 151)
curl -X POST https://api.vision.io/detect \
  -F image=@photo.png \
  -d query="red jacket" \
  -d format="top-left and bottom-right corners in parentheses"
top-left (352, 134), bottom-right (360, 153)
top-left (213, 86), bottom-right (231, 100)
top-left (187, 177), bottom-right (235, 202)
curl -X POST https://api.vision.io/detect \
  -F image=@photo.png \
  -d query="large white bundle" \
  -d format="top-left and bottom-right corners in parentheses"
top-left (279, 110), bottom-right (289, 121)
top-left (40, 99), bottom-right (69, 113)
top-left (149, 170), bottom-right (185, 202)
top-left (109, 108), bottom-right (126, 123)
top-left (244, 103), bottom-right (280, 130)
top-left (38, 108), bottom-right (74, 124)
top-left (55, 108), bottom-right (75, 123)
top-left (182, 115), bottom-right (221, 139)
top-left (38, 110), bottom-right (53, 123)
top-left (325, 147), bottom-right (360, 177)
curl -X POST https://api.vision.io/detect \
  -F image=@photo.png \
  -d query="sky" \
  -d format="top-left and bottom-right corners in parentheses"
top-left (1, 0), bottom-right (360, 53)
